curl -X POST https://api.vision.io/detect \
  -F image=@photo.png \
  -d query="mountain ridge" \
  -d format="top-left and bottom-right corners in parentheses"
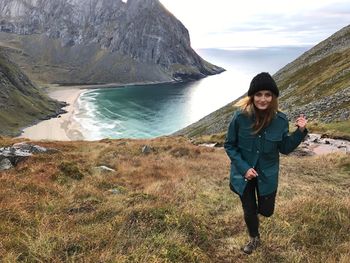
top-left (0, 0), bottom-right (224, 85)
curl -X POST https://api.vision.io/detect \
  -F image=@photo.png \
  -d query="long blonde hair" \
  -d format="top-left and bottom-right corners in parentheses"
top-left (235, 95), bottom-right (279, 134)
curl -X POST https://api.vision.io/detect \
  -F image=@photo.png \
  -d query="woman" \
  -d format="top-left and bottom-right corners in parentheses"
top-left (224, 72), bottom-right (307, 254)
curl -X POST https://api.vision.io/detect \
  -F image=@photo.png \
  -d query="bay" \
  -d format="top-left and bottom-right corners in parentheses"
top-left (74, 46), bottom-right (311, 140)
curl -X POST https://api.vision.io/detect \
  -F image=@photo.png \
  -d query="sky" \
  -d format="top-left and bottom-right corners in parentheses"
top-left (159, 0), bottom-right (350, 49)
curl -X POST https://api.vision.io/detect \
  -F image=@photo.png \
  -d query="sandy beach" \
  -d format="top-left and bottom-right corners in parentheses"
top-left (17, 80), bottom-right (174, 141)
top-left (18, 87), bottom-right (87, 141)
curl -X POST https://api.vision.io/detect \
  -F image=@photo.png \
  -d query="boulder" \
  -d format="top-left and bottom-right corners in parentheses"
top-left (0, 142), bottom-right (58, 170)
top-left (0, 158), bottom-right (13, 171)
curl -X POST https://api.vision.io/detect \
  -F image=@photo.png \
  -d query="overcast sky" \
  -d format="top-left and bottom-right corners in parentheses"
top-left (159, 0), bottom-right (350, 49)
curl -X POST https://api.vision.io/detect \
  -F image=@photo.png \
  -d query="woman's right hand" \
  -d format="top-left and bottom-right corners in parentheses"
top-left (245, 168), bottom-right (258, 180)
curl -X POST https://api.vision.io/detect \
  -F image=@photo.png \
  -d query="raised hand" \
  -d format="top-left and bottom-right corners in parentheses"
top-left (295, 113), bottom-right (307, 132)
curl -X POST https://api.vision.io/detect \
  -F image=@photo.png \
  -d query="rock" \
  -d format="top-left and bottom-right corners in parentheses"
top-left (321, 134), bottom-right (330, 139)
top-left (0, 146), bottom-right (32, 166)
top-left (12, 142), bottom-right (59, 154)
top-left (108, 189), bottom-right (122, 195)
top-left (0, 158), bottom-right (13, 171)
top-left (94, 166), bottom-right (116, 173)
top-left (108, 186), bottom-right (127, 195)
top-left (339, 112), bottom-right (349, 120)
top-left (198, 143), bottom-right (218, 147)
top-left (141, 145), bottom-right (152, 154)
top-left (12, 142), bottom-right (46, 153)
top-left (0, 143), bottom-right (57, 169)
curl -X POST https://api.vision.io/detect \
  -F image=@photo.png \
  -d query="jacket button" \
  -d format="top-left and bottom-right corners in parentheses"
top-left (257, 150), bottom-right (259, 153)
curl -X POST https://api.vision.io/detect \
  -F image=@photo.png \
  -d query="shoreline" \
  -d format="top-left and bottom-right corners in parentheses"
top-left (17, 80), bottom-right (178, 141)
top-left (18, 87), bottom-right (87, 141)
top-left (45, 79), bottom-right (179, 91)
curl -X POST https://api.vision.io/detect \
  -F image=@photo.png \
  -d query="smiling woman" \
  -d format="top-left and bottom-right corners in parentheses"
top-left (224, 72), bottom-right (308, 254)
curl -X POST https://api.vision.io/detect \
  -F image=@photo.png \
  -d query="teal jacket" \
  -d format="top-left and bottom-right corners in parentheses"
top-left (224, 110), bottom-right (308, 196)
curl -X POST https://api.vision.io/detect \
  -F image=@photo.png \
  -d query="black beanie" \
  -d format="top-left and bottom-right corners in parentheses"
top-left (248, 72), bottom-right (279, 97)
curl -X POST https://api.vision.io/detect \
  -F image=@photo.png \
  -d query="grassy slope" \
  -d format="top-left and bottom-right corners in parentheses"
top-left (1, 136), bottom-right (349, 262)
top-left (0, 48), bottom-right (61, 136)
top-left (175, 26), bottom-right (350, 142)
top-left (277, 47), bottom-right (350, 106)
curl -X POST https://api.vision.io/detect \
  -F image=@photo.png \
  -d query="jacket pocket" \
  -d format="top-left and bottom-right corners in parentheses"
top-left (238, 134), bottom-right (253, 151)
top-left (263, 132), bottom-right (282, 153)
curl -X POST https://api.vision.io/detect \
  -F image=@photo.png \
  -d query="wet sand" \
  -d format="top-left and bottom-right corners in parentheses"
top-left (18, 87), bottom-right (87, 141)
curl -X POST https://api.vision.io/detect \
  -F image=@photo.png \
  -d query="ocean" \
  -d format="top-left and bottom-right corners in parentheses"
top-left (74, 46), bottom-right (311, 140)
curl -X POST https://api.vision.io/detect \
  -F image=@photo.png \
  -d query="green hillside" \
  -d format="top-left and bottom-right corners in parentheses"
top-left (175, 25), bottom-right (350, 142)
top-left (0, 48), bottom-right (63, 136)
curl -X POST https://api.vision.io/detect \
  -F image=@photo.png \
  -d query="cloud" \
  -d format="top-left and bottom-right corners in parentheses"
top-left (160, 0), bottom-right (350, 48)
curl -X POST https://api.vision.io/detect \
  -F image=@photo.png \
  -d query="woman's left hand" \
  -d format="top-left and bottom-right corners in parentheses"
top-left (296, 114), bottom-right (307, 132)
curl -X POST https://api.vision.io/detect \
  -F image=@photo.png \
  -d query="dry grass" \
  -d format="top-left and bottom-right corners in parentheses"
top-left (0, 136), bottom-right (349, 262)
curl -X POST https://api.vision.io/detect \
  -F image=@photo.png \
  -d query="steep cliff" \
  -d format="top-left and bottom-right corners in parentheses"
top-left (0, 47), bottom-right (64, 136)
top-left (0, 0), bottom-right (224, 85)
top-left (175, 25), bottom-right (350, 138)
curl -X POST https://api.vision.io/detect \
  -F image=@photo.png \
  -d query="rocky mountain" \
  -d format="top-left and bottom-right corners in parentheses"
top-left (175, 25), bottom-right (350, 138)
top-left (0, 0), bottom-right (224, 85)
top-left (0, 47), bottom-right (64, 136)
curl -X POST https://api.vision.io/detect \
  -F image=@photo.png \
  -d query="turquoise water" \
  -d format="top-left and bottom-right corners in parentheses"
top-left (75, 46), bottom-right (310, 140)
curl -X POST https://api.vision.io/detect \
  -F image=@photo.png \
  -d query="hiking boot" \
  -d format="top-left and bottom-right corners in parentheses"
top-left (242, 236), bottom-right (260, 254)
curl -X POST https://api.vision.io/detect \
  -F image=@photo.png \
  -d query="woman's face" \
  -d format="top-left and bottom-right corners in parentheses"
top-left (253, 90), bottom-right (273, 110)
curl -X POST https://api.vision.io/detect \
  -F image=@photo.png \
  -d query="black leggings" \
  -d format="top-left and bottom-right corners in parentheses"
top-left (239, 178), bottom-right (277, 238)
